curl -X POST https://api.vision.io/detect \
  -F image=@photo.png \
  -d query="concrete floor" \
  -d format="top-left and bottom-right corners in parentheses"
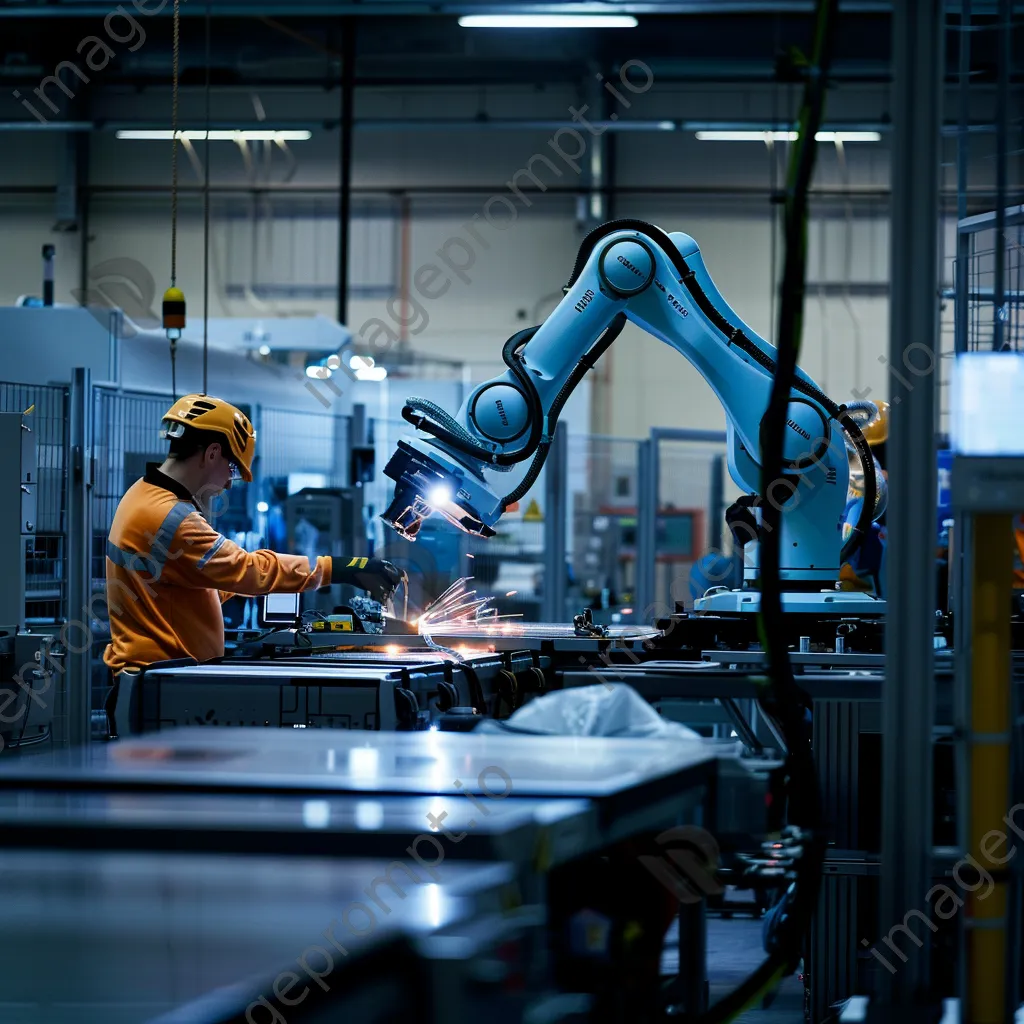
top-left (663, 916), bottom-right (807, 1023)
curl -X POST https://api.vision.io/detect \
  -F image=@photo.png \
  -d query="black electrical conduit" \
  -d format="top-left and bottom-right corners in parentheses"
top-left (402, 314), bottom-right (627, 509)
top-left (688, 0), bottom-right (838, 1019)
top-left (563, 217), bottom-right (876, 566)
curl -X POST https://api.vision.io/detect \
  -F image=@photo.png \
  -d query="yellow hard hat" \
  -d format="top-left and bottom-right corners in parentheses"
top-left (161, 394), bottom-right (256, 482)
top-left (847, 400), bottom-right (889, 447)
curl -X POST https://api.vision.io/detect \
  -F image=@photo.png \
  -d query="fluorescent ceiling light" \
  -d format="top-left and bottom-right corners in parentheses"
top-left (306, 364), bottom-right (331, 379)
top-left (355, 366), bottom-right (388, 381)
top-left (459, 14), bottom-right (637, 28)
top-left (115, 129), bottom-right (311, 141)
top-left (657, 121), bottom-right (675, 131)
top-left (695, 131), bottom-right (796, 142)
top-left (350, 354), bottom-right (374, 370)
top-left (815, 131), bottom-right (882, 143)
top-left (695, 130), bottom-right (881, 143)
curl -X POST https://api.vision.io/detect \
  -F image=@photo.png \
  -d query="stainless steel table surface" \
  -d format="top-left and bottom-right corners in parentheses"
top-left (0, 788), bottom-right (598, 869)
top-left (0, 849), bottom-right (514, 1024)
top-left (0, 728), bottom-right (718, 839)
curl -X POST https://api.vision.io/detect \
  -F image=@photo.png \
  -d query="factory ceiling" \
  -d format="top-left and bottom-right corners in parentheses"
top-left (0, 3), bottom-right (1018, 94)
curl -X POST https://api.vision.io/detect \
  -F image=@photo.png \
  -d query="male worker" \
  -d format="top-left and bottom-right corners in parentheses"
top-left (103, 394), bottom-right (403, 732)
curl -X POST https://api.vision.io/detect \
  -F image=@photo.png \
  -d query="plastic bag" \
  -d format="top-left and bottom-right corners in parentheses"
top-left (477, 683), bottom-right (699, 740)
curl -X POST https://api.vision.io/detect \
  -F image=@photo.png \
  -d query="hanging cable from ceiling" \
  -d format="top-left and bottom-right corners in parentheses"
top-left (162, 0), bottom-right (185, 401)
top-left (202, 0), bottom-right (211, 396)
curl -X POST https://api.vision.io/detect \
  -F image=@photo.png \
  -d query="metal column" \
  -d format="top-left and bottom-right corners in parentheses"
top-left (709, 454), bottom-right (725, 554)
top-left (336, 21), bottom-right (356, 326)
top-left (673, 899), bottom-right (708, 1015)
top-left (636, 438), bottom-right (657, 623)
top-left (992, 0), bottom-right (1010, 350)
top-left (542, 429), bottom-right (568, 623)
top-left (65, 367), bottom-right (93, 748)
top-left (953, 0), bottom-right (971, 355)
top-left (876, 0), bottom-right (943, 1013)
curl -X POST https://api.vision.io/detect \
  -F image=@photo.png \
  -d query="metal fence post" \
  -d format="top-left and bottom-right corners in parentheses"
top-left (542, 428), bottom-right (568, 622)
top-left (65, 367), bottom-right (93, 748)
top-left (878, 0), bottom-right (942, 1011)
top-left (636, 437), bottom-right (657, 624)
top-left (709, 454), bottom-right (725, 554)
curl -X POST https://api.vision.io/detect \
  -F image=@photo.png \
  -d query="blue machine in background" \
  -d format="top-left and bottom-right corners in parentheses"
top-left (937, 448), bottom-right (953, 543)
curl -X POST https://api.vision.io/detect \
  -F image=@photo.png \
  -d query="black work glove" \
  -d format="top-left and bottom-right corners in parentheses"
top-left (332, 557), bottom-right (406, 602)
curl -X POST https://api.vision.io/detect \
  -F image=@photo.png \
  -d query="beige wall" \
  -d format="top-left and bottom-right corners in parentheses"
top-left (2, 80), bottom-right (979, 437)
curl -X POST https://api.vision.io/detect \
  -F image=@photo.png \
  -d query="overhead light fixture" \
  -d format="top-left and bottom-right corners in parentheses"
top-left (355, 365), bottom-right (388, 382)
top-left (814, 131), bottom-right (882, 143)
top-left (657, 121), bottom-right (675, 131)
top-left (256, 501), bottom-right (270, 514)
top-left (695, 131), bottom-right (795, 142)
top-left (257, 344), bottom-right (271, 356)
top-left (459, 14), bottom-right (637, 28)
top-left (306, 364), bottom-right (331, 379)
top-left (695, 130), bottom-right (881, 143)
top-left (115, 129), bottom-right (312, 141)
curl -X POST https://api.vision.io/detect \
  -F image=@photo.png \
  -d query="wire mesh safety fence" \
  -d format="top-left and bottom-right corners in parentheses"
top-left (655, 438), bottom-right (731, 614)
top-left (90, 388), bottom-right (173, 710)
top-left (953, 209), bottom-right (1024, 354)
top-left (257, 407), bottom-right (350, 492)
top-left (568, 435), bottom-right (643, 621)
top-left (964, 221), bottom-right (1024, 352)
top-left (0, 382), bottom-right (69, 626)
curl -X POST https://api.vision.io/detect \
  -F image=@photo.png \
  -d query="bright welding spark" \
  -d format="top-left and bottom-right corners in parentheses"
top-left (385, 645), bottom-right (400, 656)
top-left (466, 553), bottom-right (475, 559)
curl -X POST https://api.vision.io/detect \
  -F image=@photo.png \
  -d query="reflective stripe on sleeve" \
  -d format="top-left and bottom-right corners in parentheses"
top-left (196, 534), bottom-right (227, 571)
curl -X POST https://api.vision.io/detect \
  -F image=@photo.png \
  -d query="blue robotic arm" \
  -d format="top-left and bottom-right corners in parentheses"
top-left (382, 220), bottom-right (876, 591)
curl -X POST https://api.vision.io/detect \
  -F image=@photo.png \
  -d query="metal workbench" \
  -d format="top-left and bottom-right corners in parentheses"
top-left (0, 727), bottom-right (720, 841)
top-left (0, 727), bottom-right (762, 1021)
top-left (118, 646), bottom-right (550, 737)
top-left (0, 849), bottom-right (521, 1024)
top-left (0, 788), bottom-right (597, 878)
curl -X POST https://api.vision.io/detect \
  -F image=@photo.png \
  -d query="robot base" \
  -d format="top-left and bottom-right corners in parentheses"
top-left (693, 589), bottom-right (887, 617)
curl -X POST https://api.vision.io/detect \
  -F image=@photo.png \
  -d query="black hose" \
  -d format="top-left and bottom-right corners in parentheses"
top-left (499, 313), bottom-right (627, 509)
top-left (402, 326), bottom-right (542, 467)
top-left (565, 217), bottom-right (875, 562)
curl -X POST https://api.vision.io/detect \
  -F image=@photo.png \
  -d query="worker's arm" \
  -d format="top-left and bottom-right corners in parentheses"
top-left (1014, 515), bottom-right (1024, 588)
top-left (162, 511), bottom-right (332, 596)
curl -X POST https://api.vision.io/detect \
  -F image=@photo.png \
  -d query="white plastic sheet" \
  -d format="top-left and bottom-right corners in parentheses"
top-left (478, 683), bottom-right (699, 740)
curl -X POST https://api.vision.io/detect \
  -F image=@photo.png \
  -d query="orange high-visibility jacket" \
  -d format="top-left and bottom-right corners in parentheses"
top-left (104, 464), bottom-right (331, 673)
top-left (1015, 514), bottom-right (1024, 589)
